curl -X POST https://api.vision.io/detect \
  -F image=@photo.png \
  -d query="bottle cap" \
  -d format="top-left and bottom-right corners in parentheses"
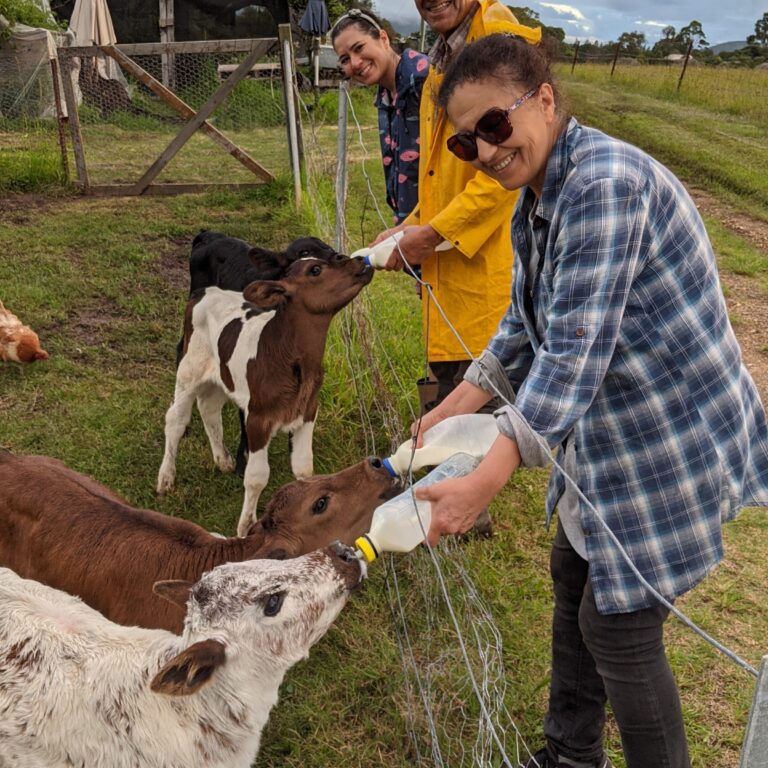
top-left (381, 457), bottom-right (397, 478)
top-left (354, 535), bottom-right (378, 563)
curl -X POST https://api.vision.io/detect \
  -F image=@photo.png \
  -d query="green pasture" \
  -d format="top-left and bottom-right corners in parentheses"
top-left (1, 66), bottom-right (768, 767)
top-left (555, 64), bottom-right (768, 221)
top-left (559, 62), bottom-right (768, 124)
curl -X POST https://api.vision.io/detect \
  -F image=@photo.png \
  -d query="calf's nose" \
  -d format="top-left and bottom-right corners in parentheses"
top-left (330, 540), bottom-right (357, 562)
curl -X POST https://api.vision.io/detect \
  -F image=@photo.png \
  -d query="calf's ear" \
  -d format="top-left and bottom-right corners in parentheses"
top-left (248, 246), bottom-right (284, 273)
top-left (243, 281), bottom-right (289, 308)
top-left (150, 639), bottom-right (227, 696)
top-left (153, 579), bottom-right (194, 608)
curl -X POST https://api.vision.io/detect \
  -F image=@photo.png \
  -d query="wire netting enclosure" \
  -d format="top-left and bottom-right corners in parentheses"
top-left (0, 31), bottom-right (66, 120)
top-left (55, 37), bottom-right (298, 192)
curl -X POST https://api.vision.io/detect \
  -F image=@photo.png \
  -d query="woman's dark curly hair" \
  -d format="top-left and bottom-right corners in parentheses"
top-left (437, 33), bottom-right (569, 123)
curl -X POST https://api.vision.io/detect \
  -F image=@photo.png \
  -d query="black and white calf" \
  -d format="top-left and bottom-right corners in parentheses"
top-left (0, 544), bottom-right (363, 768)
top-left (180, 231), bottom-right (344, 473)
top-left (159, 255), bottom-right (373, 536)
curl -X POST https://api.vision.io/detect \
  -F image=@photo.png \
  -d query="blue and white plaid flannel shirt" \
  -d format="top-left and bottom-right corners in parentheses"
top-left (468, 119), bottom-right (768, 614)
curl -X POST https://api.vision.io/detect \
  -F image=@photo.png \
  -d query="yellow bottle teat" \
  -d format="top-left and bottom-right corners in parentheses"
top-left (354, 535), bottom-right (378, 563)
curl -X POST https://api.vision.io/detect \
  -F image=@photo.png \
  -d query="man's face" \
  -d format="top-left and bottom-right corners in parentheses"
top-left (414, 0), bottom-right (476, 35)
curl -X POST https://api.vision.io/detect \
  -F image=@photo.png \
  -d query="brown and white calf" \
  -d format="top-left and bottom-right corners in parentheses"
top-left (158, 255), bottom-right (373, 536)
top-left (0, 544), bottom-right (363, 768)
top-left (181, 232), bottom-right (345, 473)
top-left (0, 451), bottom-right (396, 633)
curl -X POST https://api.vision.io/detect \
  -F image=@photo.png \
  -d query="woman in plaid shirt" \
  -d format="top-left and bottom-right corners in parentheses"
top-left (414, 34), bottom-right (768, 768)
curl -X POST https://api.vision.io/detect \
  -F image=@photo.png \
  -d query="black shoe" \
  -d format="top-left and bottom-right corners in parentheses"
top-left (471, 508), bottom-right (494, 538)
top-left (525, 746), bottom-right (613, 768)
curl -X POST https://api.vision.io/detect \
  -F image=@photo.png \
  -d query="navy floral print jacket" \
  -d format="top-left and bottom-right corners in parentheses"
top-left (375, 48), bottom-right (429, 223)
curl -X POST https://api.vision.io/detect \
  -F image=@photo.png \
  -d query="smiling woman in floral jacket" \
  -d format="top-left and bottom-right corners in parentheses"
top-left (332, 9), bottom-right (429, 224)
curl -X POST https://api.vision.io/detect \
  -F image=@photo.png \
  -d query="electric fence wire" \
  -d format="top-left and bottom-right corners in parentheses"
top-left (340, 84), bottom-right (531, 766)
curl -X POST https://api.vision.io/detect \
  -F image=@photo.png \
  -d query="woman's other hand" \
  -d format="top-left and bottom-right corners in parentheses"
top-left (370, 223), bottom-right (406, 246)
top-left (411, 380), bottom-right (493, 447)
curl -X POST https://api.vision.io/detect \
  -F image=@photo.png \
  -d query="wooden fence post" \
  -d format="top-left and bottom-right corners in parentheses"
top-left (335, 80), bottom-right (349, 253)
top-left (677, 40), bottom-right (694, 91)
top-left (279, 24), bottom-right (302, 211)
top-left (57, 53), bottom-right (89, 192)
top-left (159, 0), bottom-right (176, 90)
top-left (610, 43), bottom-right (621, 77)
top-left (570, 41), bottom-right (580, 74)
top-left (49, 58), bottom-right (70, 183)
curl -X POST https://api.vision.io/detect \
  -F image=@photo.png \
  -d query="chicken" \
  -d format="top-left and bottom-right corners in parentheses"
top-left (0, 300), bottom-right (48, 363)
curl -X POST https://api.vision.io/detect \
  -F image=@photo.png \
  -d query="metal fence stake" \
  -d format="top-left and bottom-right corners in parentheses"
top-left (741, 655), bottom-right (768, 768)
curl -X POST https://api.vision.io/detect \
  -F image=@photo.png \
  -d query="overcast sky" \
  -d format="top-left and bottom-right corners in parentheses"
top-left (375, 0), bottom-right (764, 46)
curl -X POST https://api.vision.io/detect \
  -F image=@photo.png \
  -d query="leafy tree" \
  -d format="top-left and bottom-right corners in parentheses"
top-left (651, 26), bottom-right (683, 58)
top-left (755, 11), bottom-right (768, 45)
top-left (507, 5), bottom-right (540, 25)
top-left (617, 30), bottom-right (646, 56)
top-left (678, 19), bottom-right (707, 49)
top-left (507, 5), bottom-right (565, 49)
top-left (0, 0), bottom-right (62, 42)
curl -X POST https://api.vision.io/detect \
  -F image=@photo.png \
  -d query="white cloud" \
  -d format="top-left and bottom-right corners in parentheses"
top-left (634, 20), bottom-right (667, 28)
top-left (564, 19), bottom-right (592, 32)
top-left (539, 3), bottom-right (588, 22)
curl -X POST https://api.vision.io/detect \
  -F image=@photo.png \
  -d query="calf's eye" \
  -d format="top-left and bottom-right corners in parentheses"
top-left (312, 496), bottom-right (329, 514)
top-left (309, 264), bottom-right (322, 276)
top-left (264, 592), bottom-right (285, 617)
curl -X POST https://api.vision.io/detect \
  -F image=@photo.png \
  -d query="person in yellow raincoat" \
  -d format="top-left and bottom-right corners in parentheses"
top-left (372, 0), bottom-right (540, 408)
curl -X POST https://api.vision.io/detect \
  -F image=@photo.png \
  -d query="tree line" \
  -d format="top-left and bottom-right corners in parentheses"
top-left (560, 13), bottom-right (768, 68)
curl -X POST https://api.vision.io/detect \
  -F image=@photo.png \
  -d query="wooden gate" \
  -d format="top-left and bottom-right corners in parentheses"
top-left (56, 29), bottom-right (303, 196)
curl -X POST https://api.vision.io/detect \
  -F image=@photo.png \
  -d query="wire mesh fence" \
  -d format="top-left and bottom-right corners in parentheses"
top-left (0, 31), bottom-right (65, 120)
top-left (296, 78), bottom-right (543, 767)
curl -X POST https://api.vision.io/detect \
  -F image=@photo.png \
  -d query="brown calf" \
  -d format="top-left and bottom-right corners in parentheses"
top-left (0, 451), bottom-right (396, 633)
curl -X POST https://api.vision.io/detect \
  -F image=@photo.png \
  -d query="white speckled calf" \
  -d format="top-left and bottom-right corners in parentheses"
top-left (0, 544), bottom-right (364, 768)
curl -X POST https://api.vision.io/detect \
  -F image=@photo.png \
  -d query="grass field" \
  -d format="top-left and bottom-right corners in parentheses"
top-left (554, 63), bottom-right (768, 221)
top-left (1, 67), bottom-right (768, 767)
top-left (561, 61), bottom-right (768, 124)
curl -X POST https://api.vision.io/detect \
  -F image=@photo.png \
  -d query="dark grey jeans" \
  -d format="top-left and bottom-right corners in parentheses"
top-left (544, 521), bottom-right (691, 768)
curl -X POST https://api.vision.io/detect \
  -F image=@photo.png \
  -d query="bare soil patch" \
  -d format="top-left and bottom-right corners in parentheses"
top-left (688, 186), bottom-right (768, 253)
top-left (685, 188), bottom-right (768, 405)
top-left (152, 235), bottom-right (191, 294)
top-left (1, 193), bottom-right (61, 225)
top-left (720, 272), bottom-right (768, 405)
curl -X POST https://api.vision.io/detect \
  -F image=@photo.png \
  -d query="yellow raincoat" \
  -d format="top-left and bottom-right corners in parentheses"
top-left (403, 0), bottom-right (541, 361)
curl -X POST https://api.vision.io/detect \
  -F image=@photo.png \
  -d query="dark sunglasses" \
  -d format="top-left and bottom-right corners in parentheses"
top-left (446, 87), bottom-right (539, 162)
